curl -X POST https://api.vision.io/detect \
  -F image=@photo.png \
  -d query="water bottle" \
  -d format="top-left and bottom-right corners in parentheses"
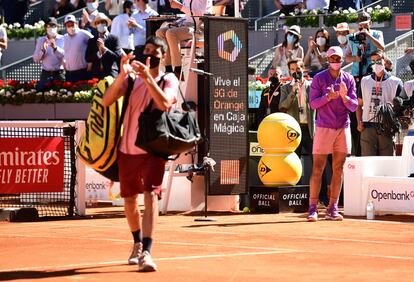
top-left (366, 199), bottom-right (375, 220)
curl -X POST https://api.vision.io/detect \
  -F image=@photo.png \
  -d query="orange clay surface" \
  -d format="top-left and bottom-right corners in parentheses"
top-left (0, 207), bottom-right (413, 282)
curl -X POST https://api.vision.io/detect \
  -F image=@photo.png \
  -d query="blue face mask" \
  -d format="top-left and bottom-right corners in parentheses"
top-left (87, 2), bottom-right (98, 12)
top-left (287, 34), bottom-right (296, 44)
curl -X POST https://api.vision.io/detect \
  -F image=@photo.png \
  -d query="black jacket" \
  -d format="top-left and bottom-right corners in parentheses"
top-left (85, 33), bottom-right (123, 79)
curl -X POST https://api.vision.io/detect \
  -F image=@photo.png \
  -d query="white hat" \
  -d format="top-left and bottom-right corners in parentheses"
top-left (64, 14), bottom-right (76, 24)
top-left (333, 22), bottom-right (349, 32)
top-left (327, 46), bottom-right (344, 58)
top-left (287, 25), bottom-right (301, 38)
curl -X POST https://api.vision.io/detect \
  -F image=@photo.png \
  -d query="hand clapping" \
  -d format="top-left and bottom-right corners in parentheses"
top-left (327, 84), bottom-right (339, 101)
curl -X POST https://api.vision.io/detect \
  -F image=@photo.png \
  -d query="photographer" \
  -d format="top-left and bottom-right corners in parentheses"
top-left (356, 50), bottom-right (404, 156)
top-left (345, 11), bottom-right (384, 82)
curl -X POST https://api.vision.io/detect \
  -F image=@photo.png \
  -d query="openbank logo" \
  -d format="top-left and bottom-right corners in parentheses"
top-left (217, 30), bottom-right (242, 62)
top-left (371, 189), bottom-right (414, 202)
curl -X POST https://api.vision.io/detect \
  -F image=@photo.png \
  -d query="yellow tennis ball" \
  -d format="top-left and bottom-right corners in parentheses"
top-left (257, 113), bottom-right (301, 153)
top-left (258, 152), bottom-right (302, 186)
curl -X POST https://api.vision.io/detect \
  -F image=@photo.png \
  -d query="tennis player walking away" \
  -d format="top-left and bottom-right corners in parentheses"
top-left (102, 36), bottom-right (179, 272)
top-left (307, 46), bottom-right (358, 222)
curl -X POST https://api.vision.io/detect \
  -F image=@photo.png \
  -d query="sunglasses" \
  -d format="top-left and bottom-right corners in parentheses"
top-left (372, 60), bottom-right (383, 65)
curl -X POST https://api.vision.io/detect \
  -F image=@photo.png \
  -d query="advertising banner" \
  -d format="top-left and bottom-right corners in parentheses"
top-left (204, 17), bottom-right (248, 195)
top-left (0, 137), bottom-right (64, 193)
top-left (367, 178), bottom-right (414, 212)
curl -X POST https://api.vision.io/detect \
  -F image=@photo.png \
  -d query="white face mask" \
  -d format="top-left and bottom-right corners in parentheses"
top-left (316, 37), bottom-right (326, 47)
top-left (337, 35), bottom-right (347, 45)
top-left (87, 2), bottom-right (98, 11)
top-left (47, 27), bottom-right (58, 38)
top-left (67, 26), bottom-right (77, 35)
top-left (97, 24), bottom-right (107, 33)
top-left (373, 64), bottom-right (384, 75)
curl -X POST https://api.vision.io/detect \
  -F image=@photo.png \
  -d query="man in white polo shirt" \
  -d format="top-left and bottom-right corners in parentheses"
top-left (63, 14), bottom-right (94, 83)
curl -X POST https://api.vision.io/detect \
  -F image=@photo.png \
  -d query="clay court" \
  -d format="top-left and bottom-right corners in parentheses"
top-left (0, 207), bottom-right (413, 281)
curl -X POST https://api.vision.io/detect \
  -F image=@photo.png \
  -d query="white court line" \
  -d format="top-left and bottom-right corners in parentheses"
top-left (284, 235), bottom-right (414, 246)
top-left (0, 250), bottom-right (296, 273)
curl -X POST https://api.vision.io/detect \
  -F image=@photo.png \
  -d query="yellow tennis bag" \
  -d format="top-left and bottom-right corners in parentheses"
top-left (77, 76), bottom-right (132, 181)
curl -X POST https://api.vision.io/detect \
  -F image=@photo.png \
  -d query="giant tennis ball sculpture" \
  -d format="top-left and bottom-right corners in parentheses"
top-left (257, 113), bottom-right (302, 153)
top-left (258, 152), bottom-right (302, 185)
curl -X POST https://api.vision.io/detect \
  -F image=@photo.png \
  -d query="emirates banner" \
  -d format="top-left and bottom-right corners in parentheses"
top-left (0, 138), bottom-right (64, 193)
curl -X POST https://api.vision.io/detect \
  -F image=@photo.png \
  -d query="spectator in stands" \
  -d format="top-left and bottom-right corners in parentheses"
top-left (345, 11), bottom-right (384, 82)
top-left (81, 0), bottom-right (100, 35)
top-left (111, 0), bottom-right (135, 54)
top-left (272, 25), bottom-right (304, 77)
top-left (53, 0), bottom-right (76, 18)
top-left (274, 0), bottom-right (304, 15)
top-left (63, 14), bottom-right (93, 82)
top-left (384, 56), bottom-right (393, 72)
top-left (85, 13), bottom-right (123, 79)
top-left (333, 22), bottom-right (350, 65)
top-left (307, 46), bottom-right (357, 222)
top-left (306, 0), bottom-right (329, 11)
top-left (335, 0), bottom-right (360, 10)
top-left (304, 27), bottom-right (330, 77)
top-left (356, 50), bottom-right (404, 156)
top-left (279, 59), bottom-right (314, 159)
top-left (405, 47), bottom-right (414, 55)
top-left (102, 36), bottom-right (179, 272)
top-left (0, 23), bottom-right (7, 66)
top-left (105, 0), bottom-right (124, 20)
top-left (156, 0), bottom-right (212, 78)
top-left (33, 17), bottom-right (65, 90)
top-left (257, 67), bottom-right (283, 124)
top-left (129, 0), bottom-right (158, 59)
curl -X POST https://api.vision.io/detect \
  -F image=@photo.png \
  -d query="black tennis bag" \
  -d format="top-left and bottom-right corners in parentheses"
top-left (135, 100), bottom-right (201, 159)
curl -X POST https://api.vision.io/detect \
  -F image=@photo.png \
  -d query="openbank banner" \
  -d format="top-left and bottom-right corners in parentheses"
top-left (369, 181), bottom-right (414, 212)
top-left (0, 137), bottom-right (64, 193)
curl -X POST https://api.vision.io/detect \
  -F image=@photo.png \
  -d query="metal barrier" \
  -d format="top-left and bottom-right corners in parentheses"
top-left (24, 1), bottom-right (46, 25)
top-left (248, 46), bottom-right (276, 77)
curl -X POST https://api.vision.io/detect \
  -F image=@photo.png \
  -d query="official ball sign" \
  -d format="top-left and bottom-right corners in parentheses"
top-left (0, 137), bottom-right (64, 193)
top-left (204, 17), bottom-right (248, 195)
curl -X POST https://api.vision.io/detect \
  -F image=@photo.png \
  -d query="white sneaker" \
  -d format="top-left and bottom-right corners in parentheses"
top-left (138, 251), bottom-right (157, 272)
top-left (128, 242), bottom-right (142, 265)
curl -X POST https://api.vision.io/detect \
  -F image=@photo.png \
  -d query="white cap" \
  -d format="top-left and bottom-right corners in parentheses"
top-left (327, 46), bottom-right (343, 58)
top-left (64, 14), bottom-right (76, 24)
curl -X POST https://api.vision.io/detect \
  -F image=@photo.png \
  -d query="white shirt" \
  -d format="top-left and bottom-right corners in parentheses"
top-left (0, 26), bottom-right (6, 63)
top-left (130, 7), bottom-right (158, 47)
top-left (360, 75), bottom-right (402, 122)
top-left (180, 0), bottom-right (212, 25)
top-left (106, 0), bottom-right (123, 16)
top-left (33, 34), bottom-right (65, 71)
top-left (110, 13), bottom-right (134, 50)
top-left (306, 0), bottom-right (329, 10)
top-left (63, 29), bottom-right (93, 71)
top-left (404, 79), bottom-right (414, 98)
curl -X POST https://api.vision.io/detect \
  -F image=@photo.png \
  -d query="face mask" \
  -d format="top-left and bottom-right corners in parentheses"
top-left (148, 55), bottom-right (161, 69)
top-left (97, 24), bottom-right (107, 33)
top-left (316, 37), bottom-right (326, 47)
top-left (330, 62), bottom-right (342, 71)
top-left (373, 64), bottom-right (384, 75)
top-left (47, 27), bottom-right (58, 37)
top-left (292, 72), bottom-right (302, 81)
top-left (87, 2), bottom-right (98, 11)
top-left (66, 26), bottom-right (77, 35)
top-left (286, 34), bottom-right (296, 44)
top-left (337, 35), bottom-right (347, 45)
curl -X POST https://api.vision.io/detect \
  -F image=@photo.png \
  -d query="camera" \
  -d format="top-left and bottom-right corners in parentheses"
top-left (349, 32), bottom-right (366, 45)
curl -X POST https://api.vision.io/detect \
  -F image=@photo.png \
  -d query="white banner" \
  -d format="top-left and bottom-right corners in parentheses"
top-left (367, 178), bottom-right (414, 212)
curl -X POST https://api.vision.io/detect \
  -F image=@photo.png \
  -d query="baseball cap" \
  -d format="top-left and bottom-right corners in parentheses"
top-left (45, 17), bottom-right (58, 26)
top-left (358, 11), bottom-right (371, 24)
top-left (327, 46), bottom-right (343, 58)
top-left (333, 22), bottom-right (349, 32)
top-left (64, 14), bottom-right (76, 24)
